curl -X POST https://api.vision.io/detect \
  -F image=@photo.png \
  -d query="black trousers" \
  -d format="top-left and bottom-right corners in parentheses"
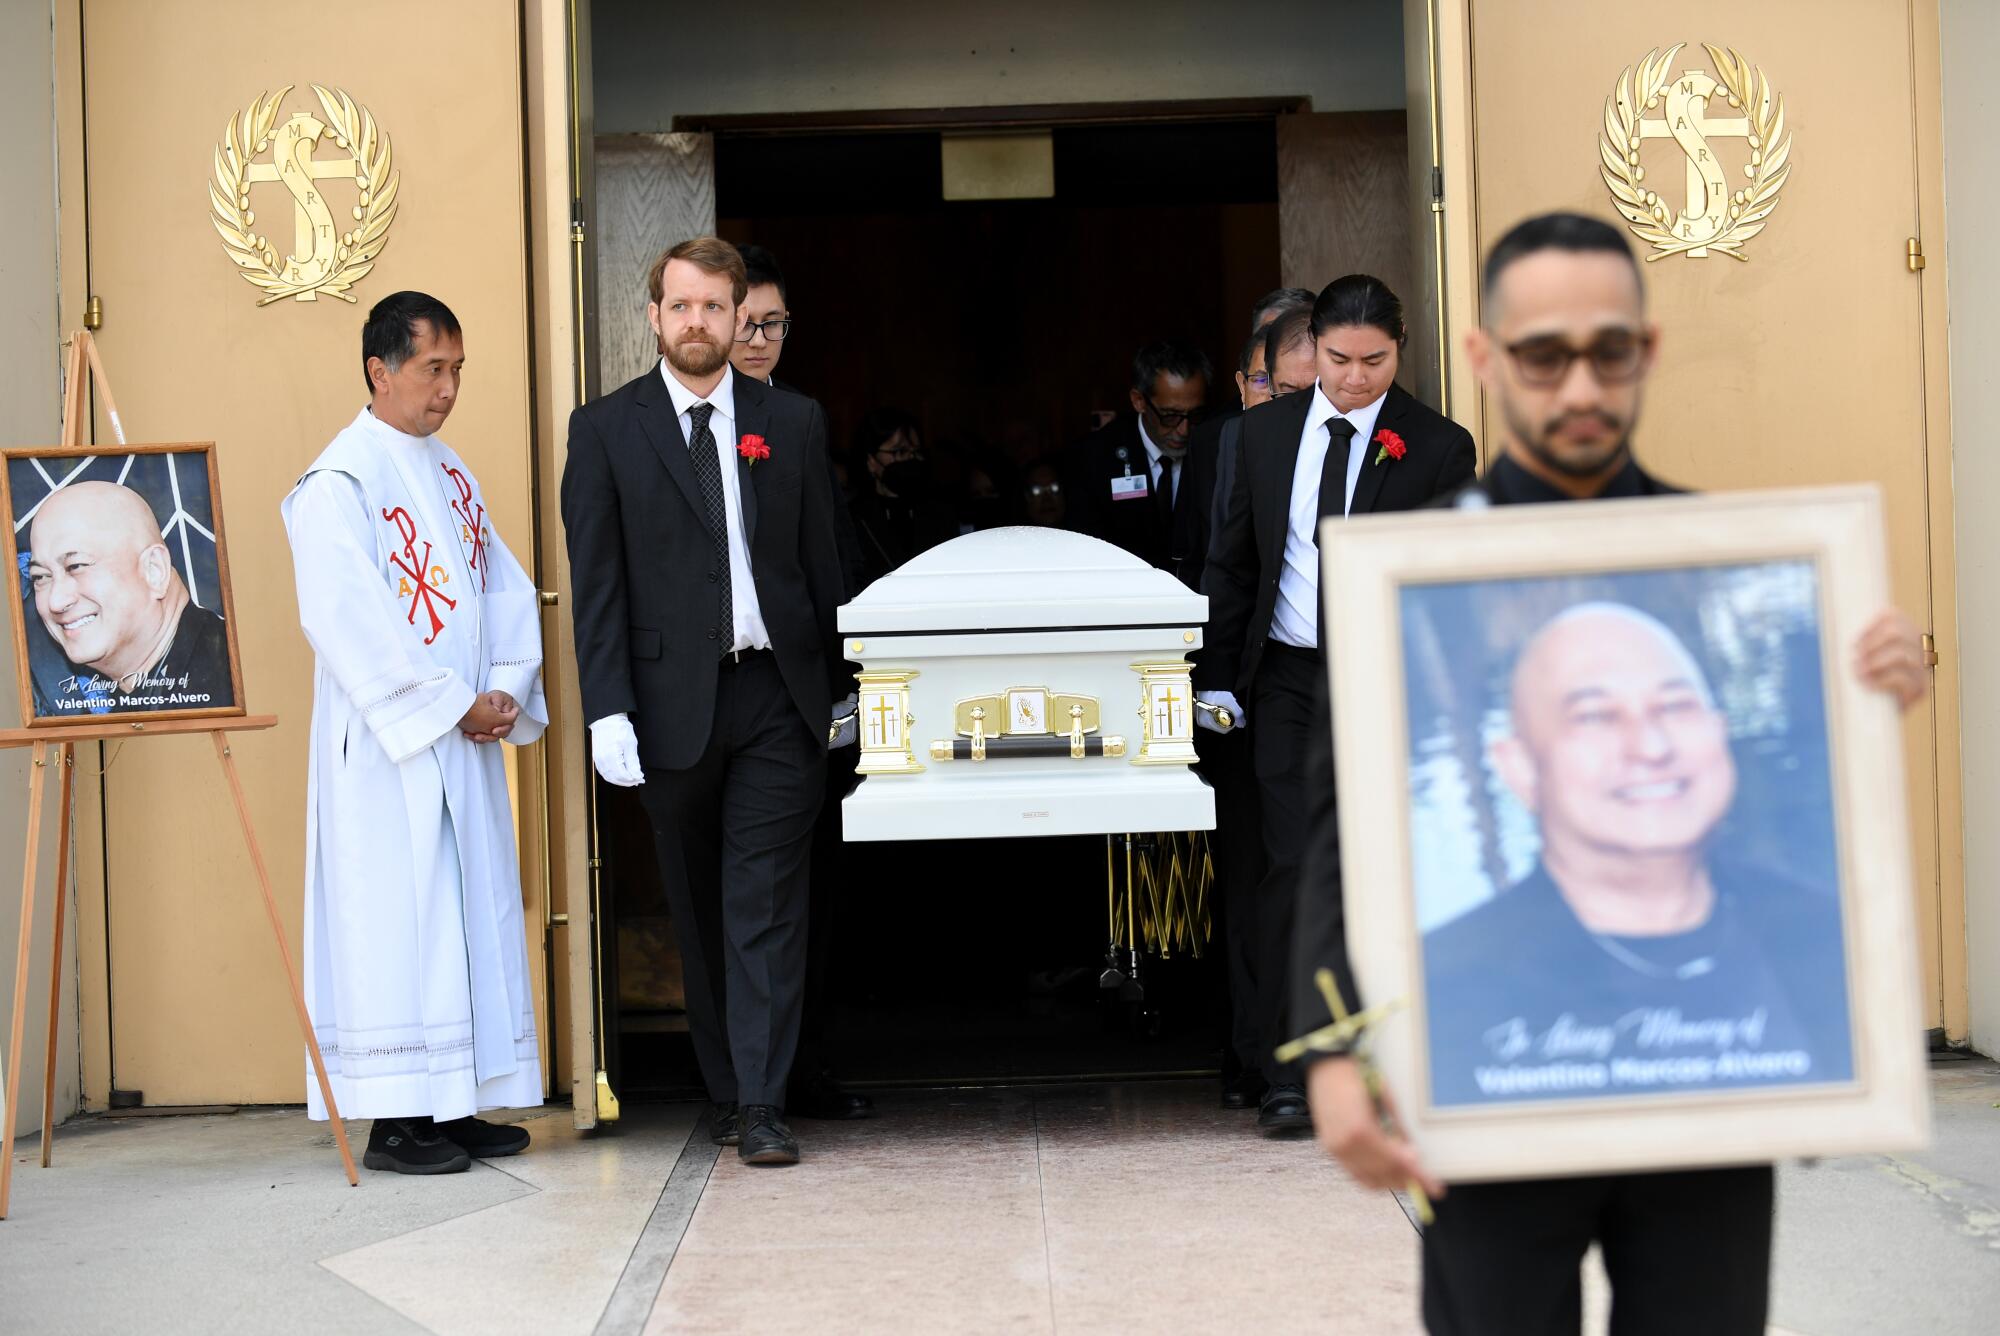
top-left (794, 739), bottom-right (860, 1087)
top-left (1248, 640), bottom-right (1322, 1086)
top-left (1422, 1167), bottom-right (1774, 1335)
top-left (636, 651), bottom-right (826, 1108)
top-left (1195, 724), bottom-right (1266, 1077)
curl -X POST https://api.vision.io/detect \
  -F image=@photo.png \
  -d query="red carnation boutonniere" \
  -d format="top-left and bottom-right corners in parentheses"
top-left (737, 433), bottom-right (770, 466)
top-left (1372, 427), bottom-right (1406, 467)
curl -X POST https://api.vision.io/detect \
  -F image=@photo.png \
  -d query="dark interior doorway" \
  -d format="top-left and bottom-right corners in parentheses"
top-left (600, 116), bottom-right (1285, 1099)
top-left (716, 119), bottom-right (1278, 489)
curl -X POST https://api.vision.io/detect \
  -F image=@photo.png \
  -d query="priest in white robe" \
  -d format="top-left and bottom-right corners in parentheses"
top-left (282, 291), bottom-right (545, 1175)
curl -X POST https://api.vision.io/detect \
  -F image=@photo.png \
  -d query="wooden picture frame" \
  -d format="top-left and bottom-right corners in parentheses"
top-left (1, 442), bottom-right (245, 727)
top-left (1320, 485), bottom-right (1928, 1182)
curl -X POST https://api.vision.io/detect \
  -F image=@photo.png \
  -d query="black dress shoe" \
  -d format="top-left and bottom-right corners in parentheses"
top-left (435, 1115), bottom-right (530, 1158)
top-left (362, 1117), bottom-right (471, 1175)
top-left (709, 1102), bottom-right (742, 1147)
top-left (737, 1105), bottom-right (800, 1166)
top-left (788, 1073), bottom-right (875, 1121)
top-left (1220, 1070), bottom-right (1269, 1110)
top-left (1256, 1083), bottom-right (1312, 1136)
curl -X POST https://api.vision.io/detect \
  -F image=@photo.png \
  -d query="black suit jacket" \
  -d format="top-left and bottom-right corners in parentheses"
top-left (561, 364), bottom-right (848, 770)
top-left (1063, 414), bottom-right (1196, 574)
top-left (1175, 408), bottom-right (1239, 593)
top-left (1292, 452), bottom-right (1684, 1026)
top-left (1196, 384), bottom-right (1477, 696)
top-left (770, 374), bottom-right (866, 599)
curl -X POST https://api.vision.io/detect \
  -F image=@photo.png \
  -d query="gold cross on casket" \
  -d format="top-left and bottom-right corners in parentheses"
top-left (868, 696), bottom-right (898, 747)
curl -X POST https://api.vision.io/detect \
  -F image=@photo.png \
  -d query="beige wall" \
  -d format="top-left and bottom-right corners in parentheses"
top-left (0, 0), bottom-right (79, 1137)
top-left (1942, 0), bottom-right (2000, 1056)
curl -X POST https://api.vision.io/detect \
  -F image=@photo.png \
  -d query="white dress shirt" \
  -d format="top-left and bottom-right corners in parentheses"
top-left (1269, 382), bottom-right (1389, 649)
top-left (1138, 418), bottom-right (1177, 503)
top-left (660, 361), bottom-right (771, 653)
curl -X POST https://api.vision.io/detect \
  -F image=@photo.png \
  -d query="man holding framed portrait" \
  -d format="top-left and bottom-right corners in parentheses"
top-left (1295, 213), bottom-right (1931, 1334)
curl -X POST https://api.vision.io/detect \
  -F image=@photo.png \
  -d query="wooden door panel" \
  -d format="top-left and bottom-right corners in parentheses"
top-left (1278, 111), bottom-right (1414, 394)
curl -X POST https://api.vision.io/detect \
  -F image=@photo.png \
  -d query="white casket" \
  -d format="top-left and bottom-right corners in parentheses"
top-left (838, 527), bottom-right (1215, 841)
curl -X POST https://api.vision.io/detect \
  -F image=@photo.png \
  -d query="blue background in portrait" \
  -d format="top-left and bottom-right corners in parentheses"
top-left (1399, 561), bottom-right (1836, 931)
top-left (9, 451), bottom-right (223, 717)
top-left (1397, 562), bottom-right (1854, 1106)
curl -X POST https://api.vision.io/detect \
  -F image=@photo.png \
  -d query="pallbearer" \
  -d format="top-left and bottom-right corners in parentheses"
top-left (281, 292), bottom-right (546, 1175)
top-left (1198, 275), bottom-right (1477, 1134)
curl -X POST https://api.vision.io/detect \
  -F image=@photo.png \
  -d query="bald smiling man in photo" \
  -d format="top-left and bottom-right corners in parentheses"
top-left (1420, 601), bottom-right (1852, 1107)
top-left (25, 480), bottom-right (232, 712)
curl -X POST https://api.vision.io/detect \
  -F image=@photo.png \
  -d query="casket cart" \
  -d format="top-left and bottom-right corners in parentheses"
top-left (837, 528), bottom-right (1221, 1020)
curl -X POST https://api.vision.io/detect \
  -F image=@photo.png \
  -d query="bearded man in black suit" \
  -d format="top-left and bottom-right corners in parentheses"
top-left (1196, 274), bottom-right (1477, 1134)
top-left (562, 236), bottom-right (852, 1167)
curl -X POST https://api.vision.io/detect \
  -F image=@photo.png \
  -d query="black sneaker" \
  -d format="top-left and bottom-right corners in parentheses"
top-left (435, 1115), bottom-right (531, 1159)
top-left (363, 1117), bottom-right (472, 1175)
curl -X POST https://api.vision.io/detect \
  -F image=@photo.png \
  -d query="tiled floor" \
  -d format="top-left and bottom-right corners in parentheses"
top-left (2, 1066), bottom-right (1996, 1335)
top-left (646, 1085), bottom-right (1419, 1335)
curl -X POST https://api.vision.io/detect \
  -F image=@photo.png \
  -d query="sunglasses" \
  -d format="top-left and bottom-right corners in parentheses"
top-left (1144, 396), bottom-right (1209, 430)
top-left (1503, 330), bottom-right (1653, 387)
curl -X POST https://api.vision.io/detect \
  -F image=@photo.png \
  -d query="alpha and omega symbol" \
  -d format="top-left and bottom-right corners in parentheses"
top-left (210, 84), bottom-right (401, 305)
top-left (1600, 44), bottom-right (1792, 261)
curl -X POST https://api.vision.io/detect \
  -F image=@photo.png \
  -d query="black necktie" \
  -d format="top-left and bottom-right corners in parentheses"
top-left (1156, 455), bottom-right (1177, 530)
top-left (686, 402), bottom-right (732, 654)
top-left (1315, 417), bottom-right (1359, 534)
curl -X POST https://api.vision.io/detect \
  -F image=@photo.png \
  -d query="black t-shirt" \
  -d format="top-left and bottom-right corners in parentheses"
top-left (1422, 859), bottom-right (1854, 1106)
top-left (35, 601), bottom-right (235, 715)
top-left (125, 601), bottom-right (234, 708)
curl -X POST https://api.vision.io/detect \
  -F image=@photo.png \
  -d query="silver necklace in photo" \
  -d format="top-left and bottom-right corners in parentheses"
top-left (1587, 932), bottom-right (1718, 981)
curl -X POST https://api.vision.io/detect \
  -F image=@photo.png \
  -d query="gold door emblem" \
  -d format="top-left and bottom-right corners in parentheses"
top-left (1599, 44), bottom-right (1792, 261)
top-left (209, 85), bottom-right (400, 304)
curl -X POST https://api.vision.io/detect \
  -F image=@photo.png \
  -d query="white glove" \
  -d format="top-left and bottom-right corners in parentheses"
top-left (830, 693), bottom-right (859, 749)
top-left (1196, 690), bottom-right (1246, 733)
top-left (589, 713), bottom-right (645, 787)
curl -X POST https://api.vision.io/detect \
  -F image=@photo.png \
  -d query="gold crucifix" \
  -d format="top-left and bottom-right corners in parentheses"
top-left (1277, 967), bottom-right (1433, 1225)
top-left (244, 112), bottom-right (358, 293)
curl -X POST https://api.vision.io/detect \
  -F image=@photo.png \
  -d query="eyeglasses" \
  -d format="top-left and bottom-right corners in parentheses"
top-left (874, 442), bottom-right (923, 463)
top-left (1241, 372), bottom-right (1271, 392)
top-left (734, 317), bottom-right (793, 343)
top-left (1025, 482), bottom-right (1063, 498)
top-left (1143, 397), bottom-right (1209, 430)
top-left (1503, 330), bottom-right (1652, 387)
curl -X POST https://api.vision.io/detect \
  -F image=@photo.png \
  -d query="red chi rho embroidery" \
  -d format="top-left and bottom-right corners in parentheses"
top-left (382, 505), bottom-right (457, 644)
top-left (441, 462), bottom-right (491, 591)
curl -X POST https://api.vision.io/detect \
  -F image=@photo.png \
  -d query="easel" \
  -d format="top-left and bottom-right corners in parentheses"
top-left (0, 332), bottom-right (356, 1220)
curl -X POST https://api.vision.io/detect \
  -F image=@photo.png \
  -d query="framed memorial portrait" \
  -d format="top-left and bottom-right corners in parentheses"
top-left (0, 443), bottom-right (244, 726)
top-left (1320, 485), bottom-right (1928, 1182)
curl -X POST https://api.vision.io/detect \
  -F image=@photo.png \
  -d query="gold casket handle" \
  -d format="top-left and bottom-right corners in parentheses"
top-left (1193, 699), bottom-right (1234, 731)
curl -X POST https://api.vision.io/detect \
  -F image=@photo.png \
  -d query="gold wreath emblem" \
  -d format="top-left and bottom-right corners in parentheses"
top-left (208, 85), bottom-right (400, 305)
top-left (1600, 44), bottom-right (1792, 262)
